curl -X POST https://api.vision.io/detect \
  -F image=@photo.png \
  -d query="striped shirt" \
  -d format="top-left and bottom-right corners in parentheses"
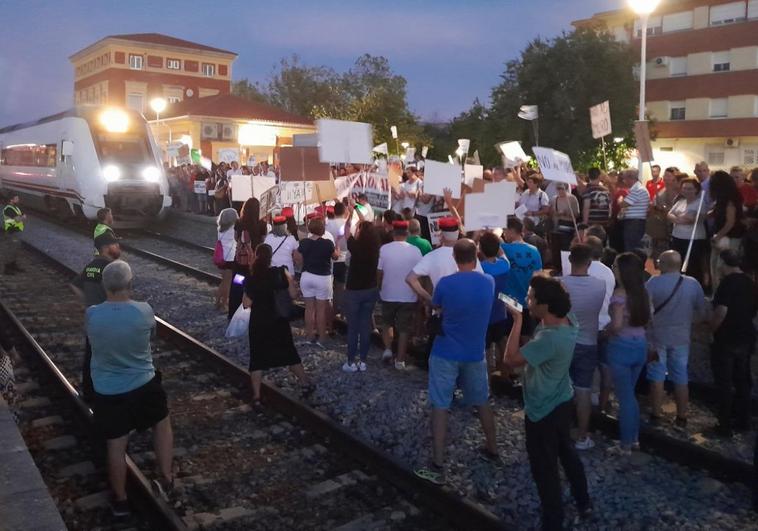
top-left (622, 181), bottom-right (649, 220)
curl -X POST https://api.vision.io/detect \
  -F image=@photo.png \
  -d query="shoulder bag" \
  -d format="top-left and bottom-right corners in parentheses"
top-left (234, 229), bottom-right (254, 268)
top-left (653, 275), bottom-right (684, 315)
top-left (273, 267), bottom-right (294, 320)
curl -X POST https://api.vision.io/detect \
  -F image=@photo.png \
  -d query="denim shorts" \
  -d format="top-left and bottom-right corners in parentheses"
top-left (570, 343), bottom-right (598, 390)
top-left (428, 355), bottom-right (489, 409)
top-left (646, 344), bottom-right (689, 385)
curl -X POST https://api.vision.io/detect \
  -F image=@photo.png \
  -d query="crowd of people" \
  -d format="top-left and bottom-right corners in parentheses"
top-left (1, 152), bottom-right (757, 528)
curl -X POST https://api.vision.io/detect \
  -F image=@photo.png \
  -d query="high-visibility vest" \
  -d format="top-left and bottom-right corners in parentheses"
top-left (3, 205), bottom-right (23, 232)
top-left (94, 223), bottom-right (111, 239)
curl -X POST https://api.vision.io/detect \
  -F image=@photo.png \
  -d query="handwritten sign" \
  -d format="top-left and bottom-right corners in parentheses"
top-left (259, 186), bottom-right (278, 218)
top-left (280, 181), bottom-right (314, 204)
top-left (589, 101), bottom-right (612, 139)
top-left (532, 147), bottom-right (577, 185)
top-left (193, 181), bottom-right (206, 194)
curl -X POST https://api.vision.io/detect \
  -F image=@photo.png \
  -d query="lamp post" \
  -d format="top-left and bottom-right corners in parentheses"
top-left (150, 98), bottom-right (168, 160)
top-left (628, 0), bottom-right (660, 177)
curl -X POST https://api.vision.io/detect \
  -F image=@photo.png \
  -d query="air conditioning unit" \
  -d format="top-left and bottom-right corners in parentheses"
top-left (221, 124), bottom-right (236, 140)
top-left (724, 138), bottom-right (740, 148)
top-left (201, 123), bottom-right (219, 140)
top-left (654, 56), bottom-right (669, 67)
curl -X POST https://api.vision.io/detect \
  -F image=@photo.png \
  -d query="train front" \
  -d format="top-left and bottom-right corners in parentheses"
top-left (90, 107), bottom-right (170, 227)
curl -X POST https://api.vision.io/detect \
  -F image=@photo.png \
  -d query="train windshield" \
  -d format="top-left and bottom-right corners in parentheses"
top-left (94, 134), bottom-right (153, 170)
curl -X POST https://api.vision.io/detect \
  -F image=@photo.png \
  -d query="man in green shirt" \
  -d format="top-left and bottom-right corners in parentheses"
top-left (505, 275), bottom-right (590, 530)
top-left (94, 208), bottom-right (116, 240)
top-left (2, 193), bottom-right (26, 274)
top-left (406, 219), bottom-right (432, 255)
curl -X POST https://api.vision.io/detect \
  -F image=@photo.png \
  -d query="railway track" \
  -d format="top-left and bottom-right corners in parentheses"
top-left (1, 243), bottom-right (504, 530)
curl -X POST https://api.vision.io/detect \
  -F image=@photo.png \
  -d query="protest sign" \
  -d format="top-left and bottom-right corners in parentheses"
top-left (351, 171), bottom-right (391, 211)
top-left (279, 147), bottom-right (331, 182)
top-left (404, 147), bottom-right (416, 164)
top-left (464, 164), bottom-right (483, 187)
top-left (252, 176), bottom-right (277, 200)
top-left (426, 211), bottom-right (452, 247)
top-left (218, 148), bottom-right (240, 164)
top-left (373, 143), bottom-right (389, 156)
top-left (589, 101), bottom-right (612, 139)
top-left (532, 147), bottom-right (577, 185)
top-left (424, 160), bottom-right (462, 198)
top-left (259, 186), bottom-right (278, 218)
top-left (280, 181), bottom-right (314, 204)
top-left (231, 174), bottom-right (253, 202)
top-left (316, 119), bottom-right (373, 164)
top-left (315, 178), bottom-right (338, 203)
top-left (634, 121), bottom-right (654, 163)
top-left (193, 181), bottom-right (207, 194)
top-left (463, 181), bottom-right (516, 231)
top-left (497, 141), bottom-right (531, 167)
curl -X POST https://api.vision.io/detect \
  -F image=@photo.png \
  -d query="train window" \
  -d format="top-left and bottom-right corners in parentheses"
top-left (0, 144), bottom-right (57, 168)
top-left (95, 135), bottom-right (151, 166)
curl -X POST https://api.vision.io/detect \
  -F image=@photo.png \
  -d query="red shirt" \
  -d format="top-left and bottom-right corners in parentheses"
top-left (645, 178), bottom-right (664, 200)
top-left (740, 184), bottom-right (758, 209)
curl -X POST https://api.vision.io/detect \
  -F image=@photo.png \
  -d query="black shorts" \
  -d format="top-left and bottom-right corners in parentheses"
top-left (333, 262), bottom-right (347, 284)
top-left (486, 319), bottom-right (511, 346)
top-left (93, 372), bottom-right (169, 440)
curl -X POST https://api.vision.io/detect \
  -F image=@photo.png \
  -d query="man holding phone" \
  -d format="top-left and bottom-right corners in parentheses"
top-left (504, 275), bottom-right (591, 530)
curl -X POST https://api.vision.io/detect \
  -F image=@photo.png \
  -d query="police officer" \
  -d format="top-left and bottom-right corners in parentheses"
top-left (3, 193), bottom-right (26, 275)
top-left (93, 207), bottom-right (117, 254)
top-left (70, 233), bottom-right (122, 399)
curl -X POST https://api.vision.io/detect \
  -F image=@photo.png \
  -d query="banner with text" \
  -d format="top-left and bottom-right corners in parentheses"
top-left (533, 147), bottom-right (577, 185)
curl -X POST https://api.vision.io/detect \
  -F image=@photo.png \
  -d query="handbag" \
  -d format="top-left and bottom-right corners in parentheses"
top-left (213, 240), bottom-right (226, 268)
top-left (273, 267), bottom-right (294, 320)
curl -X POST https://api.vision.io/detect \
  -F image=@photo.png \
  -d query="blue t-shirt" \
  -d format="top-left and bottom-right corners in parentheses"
top-left (86, 301), bottom-right (156, 395)
top-left (431, 271), bottom-right (495, 362)
top-left (501, 242), bottom-right (542, 305)
top-left (481, 257), bottom-right (511, 324)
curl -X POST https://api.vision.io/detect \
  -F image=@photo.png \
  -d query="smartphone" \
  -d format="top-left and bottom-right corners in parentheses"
top-left (498, 292), bottom-right (523, 313)
top-left (232, 274), bottom-right (245, 286)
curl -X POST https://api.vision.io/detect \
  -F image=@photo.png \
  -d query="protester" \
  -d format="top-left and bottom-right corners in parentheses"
top-left (648, 167), bottom-right (681, 261)
top-left (500, 217), bottom-right (543, 338)
top-left (243, 244), bottom-right (312, 406)
top-left (560, 244), bottom-right (606, 450)
top-left (645, 250), bottom-right (705, 427)
top-left (668, 177), bottom-right (707, 287)
top-left (407, 218), bottom-right (432, 255)
top-left (343, 210), bottom-right (381, 371)
top-left (523, 217), bottom-right (550, 267)
top-left (215, 208), bottom-right (238, 311)
top-left (213, 168), bottom-right (230, 214)
top-left (709, 250), bottom-right (756, 436)
top-left (708, 170), bottom-right (745, 291)
top-left (415, 239), bottom-right (498, 485)
top-left (646, 164), bottom-right (664, 200)
top-left (478, 231), bottom-right (511, 373)
top-left (378, 220), bottom-right (422, 369)
top-left (326, 202), bottom-right (349, 317)
top-left (517, 175), bottom-right (550, 234)
top-left (618, 169), bottom-right (649, 253)
top-left (394, 167), bottom-right (421, 215)
top-left (582, 167), bottom-right (611, 227)
top-left (264, 215), bottom-right (299, 274)
top-left (86, 261), bottom-right (173, 517)
top-left (355, 192), bottom-right (375, 223)
top-left (296, 217), bottom-right (338, 347)
top-left (2, 193), bottom-right (25, 275)
top-left (605, 252), bottom-right (651, 455)
top-left (229, 198), bottom-right (268, 319)
top-left (732, 166), bottom-right (757, 210)
top-left (282, 207), bottom-right (300, 242)
top-left (550, 183), bottom-right (580, 273)
top-left (504, 275), bottom-right (591, 530)
top-left (70, 233), bottom-right (122, 400)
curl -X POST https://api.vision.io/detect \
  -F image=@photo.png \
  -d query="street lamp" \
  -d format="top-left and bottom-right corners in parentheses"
top-left (628, 0), bottom-right (661, 176)
top-left (150, 97), bottom-right (167, 120)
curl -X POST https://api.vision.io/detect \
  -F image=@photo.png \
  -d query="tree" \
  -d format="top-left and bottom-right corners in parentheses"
top-left (231, 79), bottom-right (269, 104)
top-left (265, 55), bottom-right (345, 118)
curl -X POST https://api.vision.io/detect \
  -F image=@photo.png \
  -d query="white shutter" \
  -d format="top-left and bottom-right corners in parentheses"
top-left (669, 57), bottom-right (687, 76)
top-left (662, 11), bottom-right (694, 32)
top-left (710, 1), bottom-right (746, 25)
top-left (710, 98), bottom-right (728, 118)
top-left (633, 15), bottom-right (662, 36)
top-left (749, 0), bottom-right (758, 18)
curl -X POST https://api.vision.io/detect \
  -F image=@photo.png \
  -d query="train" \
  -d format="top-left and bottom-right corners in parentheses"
top-left (0, 105), bottom-right (171, 227)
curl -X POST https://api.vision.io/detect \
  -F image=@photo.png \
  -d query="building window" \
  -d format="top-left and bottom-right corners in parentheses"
top-left (670, 57), bottom-right (687, 77)
top-left (713, 51), bottom-right (731, 72)
top-left (127, 93), bottom-right (144, 113)
top-left (129, 54), bottom-right (143, 70)
top-left (201, 63), bottom-right (215, 77)
top-left (743, 147), bottom-right (757, 166)
top-left (168, 95), bottom-right (181, 103)
top-left (662, 11), bottom-right (693, 32)
top-left (634, 15), bottom-right (662, 37)
top-left (750, 0), bottom-right (758, 19)
top-left (708, 151), bottom-right (725, 165)
top-left (710, 1), bottom-right (746, 25)
top-left (710, 98), bottom-right (728, 118)
top-left (167, 58), bottom-right (181, 70)
top-left (670, 102), bottom-right (686, 121)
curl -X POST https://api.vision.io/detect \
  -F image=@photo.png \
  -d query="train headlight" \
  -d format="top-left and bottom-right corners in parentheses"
top-left (142, 166), bottom-right (161, 182)
top-left (99, 109), bottom-right (129, 133)
top-left (103, 165), bottom-right (121, 182)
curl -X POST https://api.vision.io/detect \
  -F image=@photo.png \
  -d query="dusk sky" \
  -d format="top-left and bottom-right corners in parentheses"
top-left (0, 0), bottom-right (627, 126)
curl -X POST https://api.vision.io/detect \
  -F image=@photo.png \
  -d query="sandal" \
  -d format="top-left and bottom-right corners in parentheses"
top-left (414, 463), bottom-right (445, 485)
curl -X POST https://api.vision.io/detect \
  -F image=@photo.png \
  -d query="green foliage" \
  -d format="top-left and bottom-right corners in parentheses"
top-left (231, 79), bottom-right (268, 103)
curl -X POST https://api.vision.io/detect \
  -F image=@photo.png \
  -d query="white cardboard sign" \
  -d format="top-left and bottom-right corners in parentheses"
top-left (231, 174), bottom-right (253, 202)
top-left (463, 181), bottom-right (516, 231)
top-left (423, 160), bottom-right (462, 198)
top-left (316, 119), bottom-right (373, 164)
top-left (193, 181), bottom-right (207, 194)
top-left (589, 100), bottom-right (612, 139)
top-left (426, 211), bottom-right (452, 247)
top-left (532, 147), bottom-right (577, 185)
top-left (218, 148), bottom-right (240, 164)
top-left (464, 164), bottom-right (483, 187)
top-left (497, 141), bottom-right (531, 167)
top-left (280, 181), bottom-right (314, 204)
top-left (252, 176), bottom-right (277, 201)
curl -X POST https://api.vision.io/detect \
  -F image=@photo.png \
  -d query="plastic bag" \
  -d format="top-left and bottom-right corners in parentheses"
top-left (225, 304), bottom-right (250, 338)
top-left (213, 240), bottom-right (226, 268)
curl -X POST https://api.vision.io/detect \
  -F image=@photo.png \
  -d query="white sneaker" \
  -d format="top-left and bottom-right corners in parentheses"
top-left (357, 361), bottom-right (368, 372)
top-left (382, 349), bottom-right (393, 362)
top-left (394, 361), bottom-right (406, 370)
top-left (342, 362), bottom-right (358, 373)
top-left (575, 437), bottom-right (595, 450)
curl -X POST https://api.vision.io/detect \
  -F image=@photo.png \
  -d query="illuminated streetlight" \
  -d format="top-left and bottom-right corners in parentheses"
top-left (614, 137), bottom-right (624, 144)
top-left (150, 97), bottom-right (167, 120)
top-left (628, 0), bottom-right (661, 14)
top-left (401, 142), bottom-right (410, 150)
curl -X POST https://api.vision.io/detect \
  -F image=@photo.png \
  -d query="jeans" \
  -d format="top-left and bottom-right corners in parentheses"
top-left (607, 335), bottom-right (647, 446)
top-left (525, 400), bottom-right (590, 531)
top-left (622, 218), bottom-right (646, 252)
top-left (710, 342), bottom-right (753, 431)
top-left (344, 288), bottom-right (378, 362)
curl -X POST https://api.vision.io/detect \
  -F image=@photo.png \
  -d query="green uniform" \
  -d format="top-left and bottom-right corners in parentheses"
top-left (2, 204), bottom-right (23, 270)
top-left (3, 205), bottom-right (23, 233)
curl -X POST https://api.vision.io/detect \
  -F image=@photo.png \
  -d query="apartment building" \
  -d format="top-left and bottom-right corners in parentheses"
top-left (69, 33), bottom-right (236, 114)
top-left (574, 0), bottom-right (758, 171)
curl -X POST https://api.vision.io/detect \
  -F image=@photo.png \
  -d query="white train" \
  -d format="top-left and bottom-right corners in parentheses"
top-left (0, 105), bottom-right (171, 227)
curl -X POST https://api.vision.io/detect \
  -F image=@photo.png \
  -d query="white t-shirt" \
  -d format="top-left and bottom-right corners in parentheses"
top-left (377, 241), bottom-right (422, 302)
top-left (670, 197), bottom-right (706, 240)
top-left (588, 260), bottom-right (615, 330)
top-left (394, 179), bottom-right (421, 213)
top-left (325, 218), bottom-right (348, 262)
top-left (412, 245), bottom-right (484, 288)
top-left (517, 189), bottom-right (549, 226)
top-left (218, 228), bottom-right (237, 261)
top-left (264, 234), bottom-right (298, 273)
top-left (415, 193), bottom-right (435, 216)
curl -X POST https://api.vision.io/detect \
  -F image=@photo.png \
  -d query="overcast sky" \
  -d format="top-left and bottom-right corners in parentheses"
top-left (0, 0), bottom-right (626, 126)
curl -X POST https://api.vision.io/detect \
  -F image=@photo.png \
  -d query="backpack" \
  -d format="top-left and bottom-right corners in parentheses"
top-left (213, 240), bottom-right (226, 268)
top-left (234, 229), bottom-right (254, 269)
